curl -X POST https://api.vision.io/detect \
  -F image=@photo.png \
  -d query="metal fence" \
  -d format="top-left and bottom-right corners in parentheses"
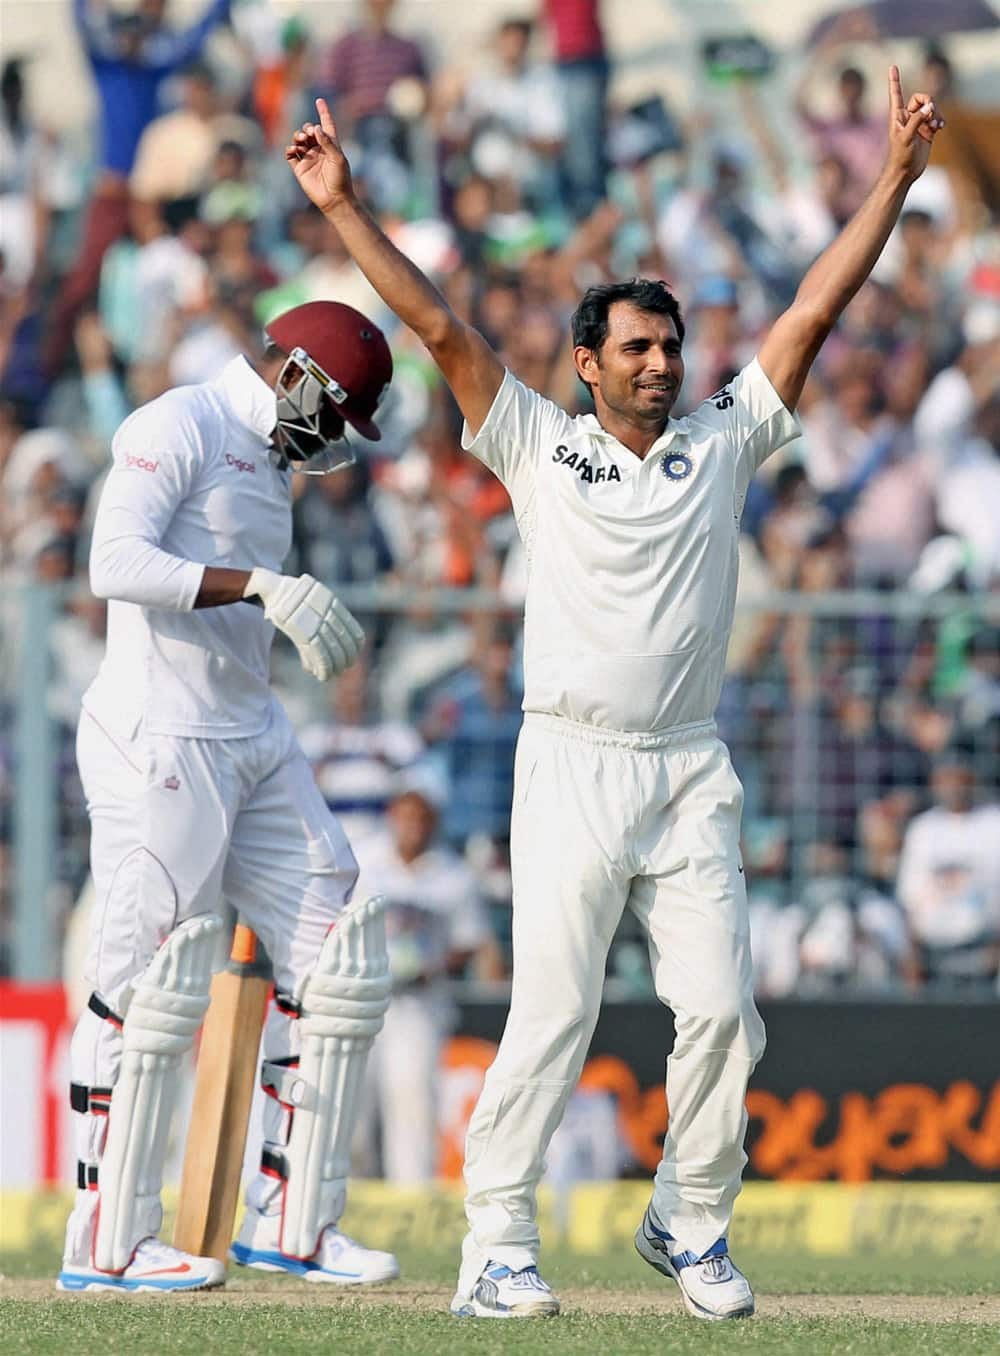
top-left (3, 583), bottom-right (999, 993)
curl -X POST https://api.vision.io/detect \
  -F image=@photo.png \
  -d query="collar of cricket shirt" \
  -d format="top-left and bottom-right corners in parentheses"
top-left (576, 412), bottom-right (685, 469)
top-left (217, 355), bottom-right (279, 446)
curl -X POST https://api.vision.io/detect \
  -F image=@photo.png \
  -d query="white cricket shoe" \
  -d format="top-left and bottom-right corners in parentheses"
top-left (57, 1236), bottom-right (226, 1294)
top-left (450, 1261), bottom-right (560, 1319)
top-left (229, 1209), bottom-right (398, 1285)
top-left (634, 1207), bottom-right (754, 1320)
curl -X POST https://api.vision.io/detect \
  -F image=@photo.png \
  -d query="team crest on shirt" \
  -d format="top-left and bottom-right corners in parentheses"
top-left (661, 451), bottom-right (693, 481)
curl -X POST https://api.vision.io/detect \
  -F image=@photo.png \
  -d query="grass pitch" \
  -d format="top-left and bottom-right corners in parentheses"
top-left (2, 1241), bottom-right (998, 1356)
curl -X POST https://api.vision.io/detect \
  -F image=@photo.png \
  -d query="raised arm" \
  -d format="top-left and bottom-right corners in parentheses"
top-left (285, 100), bottom-right (504, 437)
top-left (758, 67), bottom-right (944, 412)
top-left (148, 0), bottom-right (231, 72)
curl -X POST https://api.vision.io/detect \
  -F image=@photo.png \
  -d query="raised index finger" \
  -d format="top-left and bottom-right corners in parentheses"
top-left (888, 65), bottom-right (905, 119)
top-left (315, 97), bottom-right (338, 141)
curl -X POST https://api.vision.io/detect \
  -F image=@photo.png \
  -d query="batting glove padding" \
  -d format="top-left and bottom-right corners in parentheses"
top-left (245, 568), bottom-right (364, 681)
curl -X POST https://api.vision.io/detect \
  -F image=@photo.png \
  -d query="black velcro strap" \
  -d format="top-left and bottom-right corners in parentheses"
top-left (261, 1147), bottom-right (288, 1180)
top-left (88, 992), bottom-right (124, 1029)
top-left (76, 1161), bottom-right (99, 1190)
top-left (70, 1082), bottom-right (113, 1114)
top-left (274, 990), bottom-right (302, 1018)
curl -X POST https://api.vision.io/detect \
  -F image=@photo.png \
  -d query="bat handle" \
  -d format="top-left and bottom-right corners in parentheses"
top-left (228, 922), bottom-right (273, 980)
top-left (231, 923), bottom-right (258, 965)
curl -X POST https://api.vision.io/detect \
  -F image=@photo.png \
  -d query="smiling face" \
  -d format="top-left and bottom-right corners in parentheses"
top-left (574, 302), bottom-right (685, 439)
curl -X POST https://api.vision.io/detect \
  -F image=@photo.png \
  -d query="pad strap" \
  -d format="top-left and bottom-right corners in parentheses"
top-left (88, 992), bottom-right (124, 1030)
top-left (274, 990), bottom-right (302, 1018)
top-left (261, 1147), bottom-right (288, 1181)
top-left (70, 1082), bottom-right (113, 1116)
top-left (261, 1056), bottom-right (303, 1110)
top-left (77, 1161), bottom-right (99, 1191)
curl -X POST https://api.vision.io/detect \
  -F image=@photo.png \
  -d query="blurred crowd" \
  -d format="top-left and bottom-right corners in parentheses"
top-left (2, 0), bottom-right (1000, 1033)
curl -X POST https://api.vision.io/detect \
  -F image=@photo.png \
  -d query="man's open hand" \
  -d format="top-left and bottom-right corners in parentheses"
top-left (886, 65), bottom-right (945, 184)
top-left (285, 98), bottom-right (355, 214)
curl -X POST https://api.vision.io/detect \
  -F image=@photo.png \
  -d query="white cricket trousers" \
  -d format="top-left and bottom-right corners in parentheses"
top-left (64, 703), bottom-right (358, 1262)
top-left (459, 713), bottom-right (765, 1288)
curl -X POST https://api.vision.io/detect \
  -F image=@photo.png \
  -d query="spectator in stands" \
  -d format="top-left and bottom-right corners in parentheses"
top-left (318, 0), bottom-right (428, 212)
top-left (199, 140), bottom-right (264, 226)
top-left (656, 142), bottom-right (795, 313)
top-left (918, 43), bottom-right (1000, 228)
top-left (541, 0), bottom-right (610, 221)
top-left (794, 47), bottom-right (886, 217)
top-left (353, 782), bottom-right (502, 1180)
top-left (43, 0), bottom-right (231, 373)
top-left (130, 61), bottom-right (244, 210)
top-left (97, 197), bottom-right (208, 369)
top-left (246, 13), bottom-right (312, 150)
top-left (795, 841), bottom-right (909, 992)
top-left (423, 619), bottom-right (522, 849)
top-left (300, 653), bottom-right (424, 851)
top-left (896, 746), bottom-right (1000, 989)
top-left (0, 56), bottom-right (50, 292)
top-left (291, 455), bottom-right (395, 646)
top-left (435, 17), bottom-right (565, 216)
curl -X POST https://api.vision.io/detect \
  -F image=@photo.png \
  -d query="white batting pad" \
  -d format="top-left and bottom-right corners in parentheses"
top-left (93, 913), bottom-right (222, 1272)
top-left (278, 896), bottom-right (391, 1260)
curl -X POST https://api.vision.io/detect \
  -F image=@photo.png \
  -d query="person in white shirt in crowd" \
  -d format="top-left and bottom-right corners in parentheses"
top-left (60, 299), bottom-right (402, 1294)
top-left (299, 651), bottom-right (425, 852)
top-left (434, 16), bottom-right (564, 213)
top-left (352, 779), bottom-right (502, 1182)
top-left (896, 747), bottom-right (1000, 988)
top-left (284, 72), bottom-right (944, 1320)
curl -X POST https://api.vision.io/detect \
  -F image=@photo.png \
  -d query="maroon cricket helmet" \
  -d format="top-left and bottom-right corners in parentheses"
top-left (265, 301), bottom-right (393, 444)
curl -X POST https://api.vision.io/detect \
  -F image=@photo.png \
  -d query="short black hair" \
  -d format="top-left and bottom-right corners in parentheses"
top-left (571, 278), bottom-right (685, 357)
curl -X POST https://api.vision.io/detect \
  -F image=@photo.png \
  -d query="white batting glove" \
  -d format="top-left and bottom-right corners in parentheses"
top-left (244, 568), bottom-right (364, 681)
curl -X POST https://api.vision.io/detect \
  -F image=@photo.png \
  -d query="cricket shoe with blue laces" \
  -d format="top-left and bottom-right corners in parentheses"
top-left (229, 1208), bottom-right (399, 1285)
top-left (57, 1236), bottom-right (225, 1293)
top-left (635, 1207), bottom-right (754, 1320)
top-left (451, 1261), bottom-right (560, 1318)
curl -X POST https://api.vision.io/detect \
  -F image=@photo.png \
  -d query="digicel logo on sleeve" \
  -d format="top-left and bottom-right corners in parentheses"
top-left (124, 454), bottom-right (159, 472)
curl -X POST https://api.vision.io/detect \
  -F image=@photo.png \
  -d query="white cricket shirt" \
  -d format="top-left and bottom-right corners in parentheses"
top-left (84, 356), bottom-right (292, 739)
top-left (463, 358), bottom-right (801, 734)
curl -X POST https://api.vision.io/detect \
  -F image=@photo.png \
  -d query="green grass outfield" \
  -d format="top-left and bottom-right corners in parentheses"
top-left (2, 1241), bottom-right (998, 1356)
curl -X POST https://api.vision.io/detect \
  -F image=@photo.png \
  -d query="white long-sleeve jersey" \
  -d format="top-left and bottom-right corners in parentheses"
top-left (462, 358), bottom-right (801, 734)
top-left (83, 357), bottom-right (292, 739)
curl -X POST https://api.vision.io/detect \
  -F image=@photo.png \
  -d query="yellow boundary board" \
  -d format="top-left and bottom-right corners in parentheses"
top-left (2, 1182), bottom-right (999, 1256)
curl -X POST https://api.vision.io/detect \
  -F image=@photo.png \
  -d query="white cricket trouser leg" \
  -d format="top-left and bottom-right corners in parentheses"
top-left (628, 757), bottom-right (765, 1259)
top-left (370, 991), bottom-right (447, 1182)
top-left (66, 706), bottom-right (358, 1263)
top-left (459, 715), bottom-right (763, 1289)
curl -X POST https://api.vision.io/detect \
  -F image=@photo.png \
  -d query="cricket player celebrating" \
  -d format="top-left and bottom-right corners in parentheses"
top-left (59, 301), bottom-right (402, 1292)
top-left (286, 71), bottom-right (944, 1320)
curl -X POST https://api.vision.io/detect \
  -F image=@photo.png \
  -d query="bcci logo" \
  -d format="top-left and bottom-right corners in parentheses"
top-left (661, 452), bottom-right (693, 481)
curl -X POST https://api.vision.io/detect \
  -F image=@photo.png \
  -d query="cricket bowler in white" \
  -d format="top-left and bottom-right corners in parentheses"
top-left (59, 301), bottom-right (402, 1292)
top-left (286, 71), bottom-right (945, 1319)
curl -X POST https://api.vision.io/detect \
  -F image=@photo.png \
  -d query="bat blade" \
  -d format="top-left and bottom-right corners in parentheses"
top-left (173, 925), bottom-right (272, 1262)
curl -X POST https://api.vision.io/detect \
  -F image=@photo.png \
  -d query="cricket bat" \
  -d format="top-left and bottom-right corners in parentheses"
top-left (173, 923), bottom-right (272, 1261)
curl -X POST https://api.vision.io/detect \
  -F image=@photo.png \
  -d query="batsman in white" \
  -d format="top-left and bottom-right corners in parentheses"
top-left (285, 69), bottom-right (945, 1319)
top-left (59, 300), bottom-right (401, 1293)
